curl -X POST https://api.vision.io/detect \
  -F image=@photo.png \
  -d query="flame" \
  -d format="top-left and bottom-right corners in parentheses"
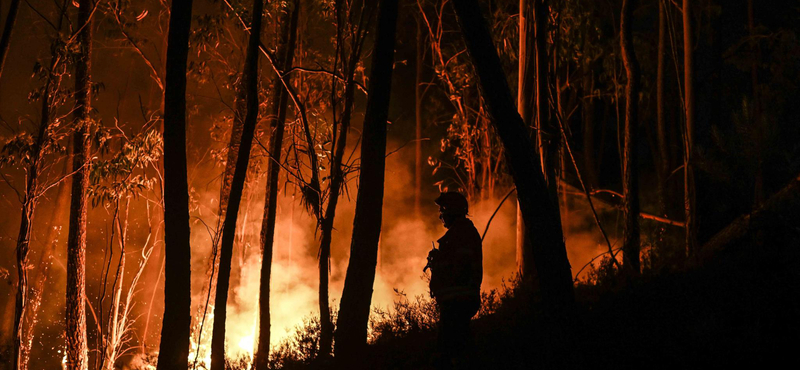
top-left (237, 334), bottom-right (255, 358)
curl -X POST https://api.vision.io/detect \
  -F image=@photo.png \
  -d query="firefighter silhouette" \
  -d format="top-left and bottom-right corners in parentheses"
top-left (427, 191), bottom-right (483, 368)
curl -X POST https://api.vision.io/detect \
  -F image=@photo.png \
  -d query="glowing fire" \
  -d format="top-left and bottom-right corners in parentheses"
top-left (237, 334), bottom-right (255, 358)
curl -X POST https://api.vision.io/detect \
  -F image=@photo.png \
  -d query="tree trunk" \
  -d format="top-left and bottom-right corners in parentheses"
top-left (698, 173), bottom-right (800, 263)
top-left (0, 0), bottom-right (21, 82)
top-left (620, 0), bottom-right (641, 277)
top-left (18, 150), bottom-right (72, 370)
top-left (334, 0), bottom-right (398, 364)
top-left (13, 146), bottom-right (39, 370)
top-left (516, 0), bottom-right (537, 281)
top-left (253, 1), bottom-right (299, 368)
top-left (12, 65), bottom-right (57, 370)
top-left (317, 1), bottom-right (368, 357)
top-left (747, 0), bottom-right (763, 208)
top-left (683, 0), bottom-right (696, 257)
top-left (156, 0), bottom-right (194, 368)
top-left (451, 0), bottom-right (574, 309)
top-left (101, 204), bottom-right (127, 370)
top-left (534, 0), bottom-right (560, 210)
top-left (655, 0), bottom-right (669, 248)
top-left (414, 17), bottom-right (424, 219)
top-left (210, 0), bottom-right (264, 368)
top-left (65, 1), bottom-right (93, 368)
top-left (317, 77), bottom-right (355, 360)
top-left (582, 59), bottom-right (597, 190)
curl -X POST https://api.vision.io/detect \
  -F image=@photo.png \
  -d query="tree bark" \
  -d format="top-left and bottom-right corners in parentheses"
top-left (334, 0), bottom-right (398, 364)
top-left (655, 0), bottom-right (669, 247)
top-left (516, 0), bottom-right (535, 277)
top-left (316, 76), bottom-right (355, 361)
top-left (0, 0), bottom-right (21, 82)
top-left (65, 1), bottom-right (93, 368)
top-left (254, 1), bottom-right (299, 368)
top-left (620, 0), bottom-right (641, 277)
top-left (316, 1), bottom-right (369, 357)
top-left (18, 150), bottom-right (72, 370)
top-left (534, 0), bottom-right (560, 210)
top-left (210, 0), bottom-right (264, 368)
top-left (451, 0), bottom-right (574, 308)
top-left (582, 56), bottom-right (597, 190)
top-left (747, 0), bottom-right (763, 208)
top-left (683, 0), bottom-right (696, 257)
top-left (156, 0), bottom-right (194, 368)
top-left (12, 48), bottom-right (59, 370)
top-left (414, 17), bottom-right (424, 219)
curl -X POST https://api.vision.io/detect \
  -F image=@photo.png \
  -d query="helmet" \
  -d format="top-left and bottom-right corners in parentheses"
top-left (435, 192), bottom-right (469, 216)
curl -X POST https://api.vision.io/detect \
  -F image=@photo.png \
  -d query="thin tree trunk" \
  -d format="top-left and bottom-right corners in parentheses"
top-left (334, 0), bottom-right (398, 364)
top-left (102, 203), bottom-right (127, 370)
top-left (156, 0), bottom-right (194, 368)
top-left (534, 0), bottom-right (559, 207)
top-left (65, 1), bottom-right (93, 367)
top-left (13, 72), bottom-right (55, 370)
top-left (19, 151), bottom-right (72, 370)
top-left (451, 0), bottom-right (574, 309)
top-left (0, 0), bottom-right (21, 82)
top-left (582, 60), bottom-right (597, 190)
top-left (14, 147), bottom-right (39, 370)
top-left (414, 18), bottom-right (424, 219)
top-left (210, 0), bottom-right (264, 368)
top-left (683, 0), bottom-right (696, 257)
top-left (317, 75), bottom-right (356, 360)
top-left (655, 0), bottom-right (669, 247)
top-left (517, 0), bottom-right (537, 281)
top-left (254, 1), bottom-right (299, 368)
top-left (317, 1), bottom-right (370, 357)
top-left (219, 90), bottom-right (246, 221)
top-left (12, 9), bottom-right (69, 361)
top-left (620, 0), bottom-right (641, 277)
top-left (747, 0), bottom-right (763, 208)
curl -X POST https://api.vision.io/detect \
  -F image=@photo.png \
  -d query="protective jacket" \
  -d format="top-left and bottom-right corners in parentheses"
top-left (429, 217), bottom-right (483, 303)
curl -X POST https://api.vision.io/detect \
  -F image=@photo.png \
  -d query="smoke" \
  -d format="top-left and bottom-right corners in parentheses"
top-left (177, 134), bottom-right (621, 366)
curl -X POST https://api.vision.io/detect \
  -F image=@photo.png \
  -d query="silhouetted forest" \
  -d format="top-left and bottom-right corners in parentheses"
top-left (0, 0), bottom-right (798, 369)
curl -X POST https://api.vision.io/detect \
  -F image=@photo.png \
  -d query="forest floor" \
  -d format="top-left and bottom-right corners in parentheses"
top-left (274, 220), bottom-right (800, 370)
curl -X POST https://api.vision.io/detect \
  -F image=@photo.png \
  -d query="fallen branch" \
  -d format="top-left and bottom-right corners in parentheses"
top-left (562, 182), bottom-right (686, 228)
top-left (698, 173), bottom-right (800, 264)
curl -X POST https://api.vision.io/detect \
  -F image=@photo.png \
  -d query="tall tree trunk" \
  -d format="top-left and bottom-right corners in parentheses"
top-left (582, 59), bottom-right (597, 190)
top-left (683, 0), bottom-right (696, 257)
top-left (620, 0), bottom-right (641, 277)
top-left (19, 150), bottom-right (72, 370)
top-left (517, 0), bottom-right (537, 282)
top-left (210, 0), bottom-right (264, 368)
top-left (655, 0), bottom-right (669, 247)
top-left (156, 0), bottom-right (194, 368)
top-left (101, 204), bottom-right (127, 370)
top-left (13, 135), bottom-right (40, 370)
top-left (10, 4), bottom-right (71, 357)
top-left (317, 1), bottom-right (369, 357)
top-left (747, 0), bottom-right (763, 208)
top-left (0, 0), bottom-right (21, 82)
top-left (451, 0), bottom-right (574, 309)
top-left (534, 0), bottom-right (560, 210)
top-left (254, 1), bottom-right (299, 368)
top-left (66, 1), bottom-right (93, 368)
top-left (334, 0), bottom-right (398, 364)
top-left (12, 54), bottom-right (58, 370)
top-left (317, 75), bottom-right (356, 361)
top-left (414, 18), bottom-right (424, 219)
